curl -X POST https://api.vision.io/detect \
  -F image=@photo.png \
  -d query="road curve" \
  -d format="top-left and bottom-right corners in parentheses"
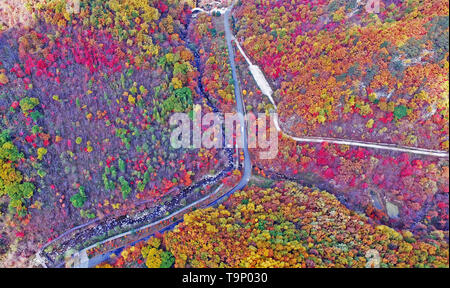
top-left (45, 4), bottom-right (252, 268)
top-left (82, 5), bottom-right (251, 267)
top-left (222, 5), bottom-right (252, 192)
top-left (233, 38), bottom-right (449, 159)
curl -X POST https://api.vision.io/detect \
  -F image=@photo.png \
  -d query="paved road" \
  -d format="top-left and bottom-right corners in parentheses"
top-left (222, 4), bottom-right (252, 191)
top-left (79, 1), bottom-right (446, 267)
top-left (61, 4), bottom-right (252, 268)
top-left (233, 38), bottom-right (449, 159)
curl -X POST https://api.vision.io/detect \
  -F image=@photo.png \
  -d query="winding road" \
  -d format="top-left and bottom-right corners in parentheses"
top-left (35, 0), bottom-right (448, 269)
top-left (34, 3), bottom-right (251, 268)
top-left (222, 4), bottom-right (252, 193)
top-left (82, 5), bottom-right (250, 267)
top-left (232, 39), bottom-right (449, 159)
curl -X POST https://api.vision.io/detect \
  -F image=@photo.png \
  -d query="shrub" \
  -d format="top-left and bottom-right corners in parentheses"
top-left (19, 97), bottom-right (39, 112)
